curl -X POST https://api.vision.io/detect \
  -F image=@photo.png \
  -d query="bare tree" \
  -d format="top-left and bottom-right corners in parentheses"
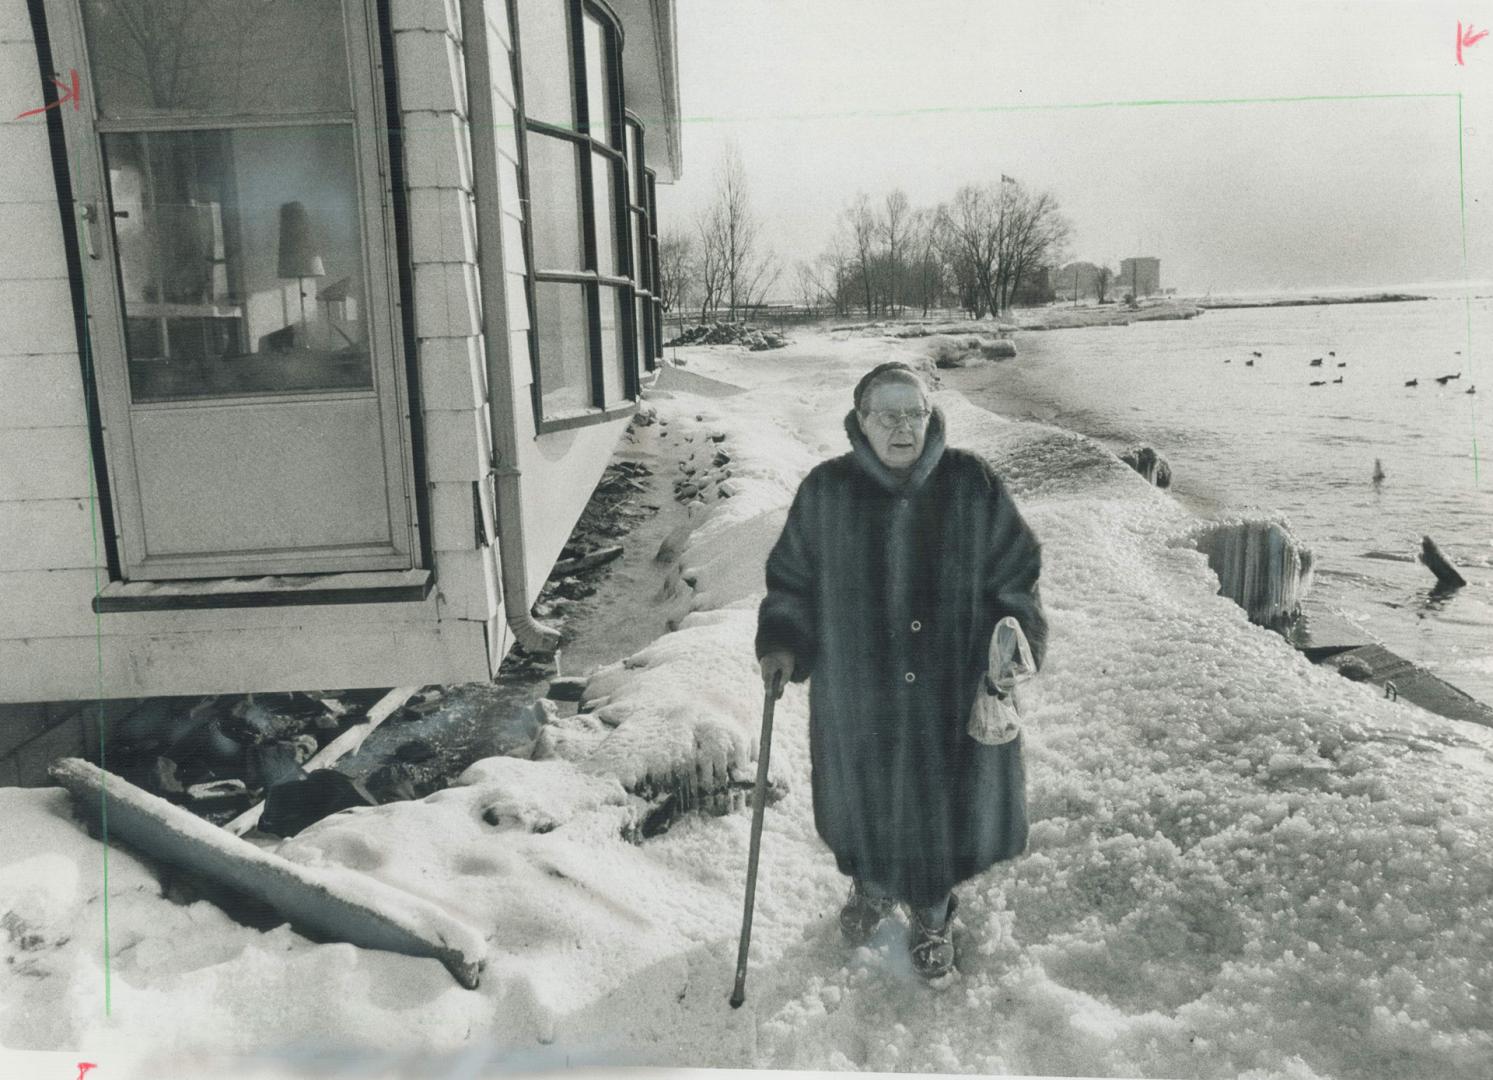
top-left (657, 229), bottom-right (695, 315)
top-left (845, 193), bottom-right (878, 316)
top-left (817, 230), bottom-right (855, 316)
top-left (695, 203), bottom-right (725, 321)
top-left (909, 206), bottom-right (946, 316)
top-left (941, 184), bottom-right (1001, 318)
top-left (880, 189), bottom-right (912, 316)
top-left (696, 144), bottom-right (779, 320)
top-left (996, 184), bottom-right (1071, 313)
top-left (795, 259), bottom-right (828, 313)
top-left (1096, 265), bottom-right (1114, 304)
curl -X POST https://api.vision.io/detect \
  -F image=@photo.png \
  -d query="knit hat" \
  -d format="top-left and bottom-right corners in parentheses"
top-left (853, 361), bottom-right (926, 412)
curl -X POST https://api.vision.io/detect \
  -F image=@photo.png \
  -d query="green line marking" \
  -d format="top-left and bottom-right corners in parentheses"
top-left (675, 90), bottom-right (1461, 128)
top-left (327, 89), bottom-right (1467, 135)
top-left (67, 130), bottom-right (111, 1015)
top-left (1457, 93), bottom-right (1479, 485)
top-left (92, 477), bottom-right (110, 1018)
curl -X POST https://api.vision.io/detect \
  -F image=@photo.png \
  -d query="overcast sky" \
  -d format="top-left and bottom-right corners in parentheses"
top-left (654, 0), bottom-right (1493, 295)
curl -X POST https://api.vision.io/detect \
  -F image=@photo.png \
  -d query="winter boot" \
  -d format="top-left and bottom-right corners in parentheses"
top-left (839, 879), bottom-right (897, 945)
top-left (909, 892), bottom-right (959, 979)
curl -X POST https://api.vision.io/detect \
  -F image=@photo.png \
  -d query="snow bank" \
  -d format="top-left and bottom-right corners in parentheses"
top-left (6, 326), bottom-right (1493, 1080)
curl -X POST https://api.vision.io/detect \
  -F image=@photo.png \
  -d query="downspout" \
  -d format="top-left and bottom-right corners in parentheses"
top-left (459, 0), bottom-right (561, 655)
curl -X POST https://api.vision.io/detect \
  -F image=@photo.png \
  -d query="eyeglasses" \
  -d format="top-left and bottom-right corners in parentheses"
top-left (867, 407), bottom-right (931, 431)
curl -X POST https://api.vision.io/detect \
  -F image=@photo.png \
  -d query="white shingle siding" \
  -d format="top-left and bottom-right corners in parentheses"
top-left (393, 29), bottom-right (468, 118)
top-left (0, 201), bottom-right (65, 279)
top-left (0, 39), bottom-right (41, 119)
top-left (485, 3), bottom-right (511, 50)
top-left (0, 427), bottom-right (89, 501)
top-left (0, 279), bottom-right (76, 355)
top-left (409, 186), bottom-right (480, 266)
top-left (0, 122), bottom-right (52, 204)
top-left (412, 261), bottom-right (483, 338)
top-left (416, 334), bottom-right (486, 412)
top-left (488, 20), bottom-right (516, 109)
top-left (422, 405), bottom-right (491, 482)
top-left (497, 156), bottom-right (523, 228)
top-left (0, 500), bottom-right (94, 572)
top-left (507, 328), bottom-right (533, 390)
top-left (0, 354), bottom-right (87, 431)
top-left (390, 0), bottom-right (462, 37)
top-left (493, 113), bottom-right (520, 165)
top-left (428, 480), bottom-right (479, 552)
top-left (433, 547), bottom-right (499, 622)
top-left (0, 0), bottom-right (32, 41)
top-left (502, 270), bottom-right (529, 333)
top-left (403, 112), bottom-right (475, 192)
top-left (1, 626), bottom-right (488, 702)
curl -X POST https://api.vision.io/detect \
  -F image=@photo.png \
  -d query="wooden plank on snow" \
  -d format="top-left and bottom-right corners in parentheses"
top-left (49, 757), bottom-right (486, 987)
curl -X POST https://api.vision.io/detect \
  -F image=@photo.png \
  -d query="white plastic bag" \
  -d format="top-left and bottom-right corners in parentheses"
top-left (967, 616), bottom-right (1036, 745)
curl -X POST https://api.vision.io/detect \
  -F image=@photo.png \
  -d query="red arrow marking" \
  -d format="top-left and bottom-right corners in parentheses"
top-left (15, 69), bottom-right (80, 119)
top-left (76, 1064), bottom-right (98, 1080)
top-left (1459, 21), bottom-right (1490, 64)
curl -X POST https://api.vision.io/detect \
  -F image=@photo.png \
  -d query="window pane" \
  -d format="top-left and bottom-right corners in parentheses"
top-left (528, 135), bottom-right (584, 272)
top-left (81, 0), bottom-right (350, 119)
top-left (518, 0), bottom-right (575, 130)
top-left (635, 295), bottom-right (651, 373)
top-left (653, 297), bottom-right (663, 358)
top-left (625, 123), bottom-right (642, 202)
top-left (591, 152), bottom-right (621, 276)
top-left (104, 127), bottom-right (372, 402)
top-left (535, 281), bottom-right (591, 415)
top-left (631, 210), bottom-right (648, 286)
top-left (582, 14), bottom-right (613, 145)
top-left (599, 286), bottom-right (628, 404)
top-left (650, 235), bottom-right (661, 295)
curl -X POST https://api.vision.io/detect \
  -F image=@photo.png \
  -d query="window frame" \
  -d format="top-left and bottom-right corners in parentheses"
top-left (625, 112), bottom-right (657, 375)
top-left (38, 0), bottom-right (422, 580)
top-left (511, 0), bottom-right (640, 434)
top-left (645, 166), bottom-right (663, 362)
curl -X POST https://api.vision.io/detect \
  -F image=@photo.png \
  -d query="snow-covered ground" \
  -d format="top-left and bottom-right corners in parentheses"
top-left (4, 327), bottom-right (1492, 1080)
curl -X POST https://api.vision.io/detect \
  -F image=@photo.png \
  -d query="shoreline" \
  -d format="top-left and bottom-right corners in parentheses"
top-left (1013, 300), bottom-right (1202, 331)
top-left (1190, 291), bottom-right (1431, 310)
top-left (942, 360), bottom-right (1493, 729)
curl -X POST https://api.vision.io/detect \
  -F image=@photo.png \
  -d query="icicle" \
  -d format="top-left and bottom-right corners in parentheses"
top-left (1191, 517), bottom-right (1315, 628)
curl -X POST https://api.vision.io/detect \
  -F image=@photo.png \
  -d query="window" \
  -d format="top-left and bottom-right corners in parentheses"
top-left (514, 0), bottom-right (638, 426)
top-left (646, 167), bottom-right (663, 362)
top-left (625, 116), bottom-right (657, 375)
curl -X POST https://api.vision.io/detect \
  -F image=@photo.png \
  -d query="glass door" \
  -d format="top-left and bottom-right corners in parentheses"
top-left (43, 0), bottom-right (415, 580)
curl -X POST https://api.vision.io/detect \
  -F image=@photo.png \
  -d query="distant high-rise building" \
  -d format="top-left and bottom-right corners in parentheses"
top-left (1120, 257), bottom-right (1161, 298)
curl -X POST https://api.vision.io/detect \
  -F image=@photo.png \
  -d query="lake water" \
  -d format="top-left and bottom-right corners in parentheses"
top-left (945, 293), bottom-right (1493, 708)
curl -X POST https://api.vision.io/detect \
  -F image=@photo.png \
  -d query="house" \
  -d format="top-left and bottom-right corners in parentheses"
top-left (0, 0), bottom-right (681, 777)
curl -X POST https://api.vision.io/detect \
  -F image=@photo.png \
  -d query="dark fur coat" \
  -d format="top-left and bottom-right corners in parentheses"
top-left (755, 405), bottom-right (1048, 906)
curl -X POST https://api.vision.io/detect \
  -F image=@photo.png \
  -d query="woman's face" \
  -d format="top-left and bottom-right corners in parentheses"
top-left (860, 380), bottom-right (930, 470)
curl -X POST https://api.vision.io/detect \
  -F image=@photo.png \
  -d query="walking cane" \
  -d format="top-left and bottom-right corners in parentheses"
top-left (729, 670), bottom-right (782, 1008)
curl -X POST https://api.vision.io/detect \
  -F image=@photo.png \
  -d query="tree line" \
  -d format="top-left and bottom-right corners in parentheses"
top-left (655, 145), bottom-right (781, 324)
top-left (655, 151), bottom-right (1080, 324)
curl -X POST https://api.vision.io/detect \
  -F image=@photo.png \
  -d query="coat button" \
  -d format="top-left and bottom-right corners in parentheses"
top-left (904, 672), bottom-right (916, 683)
top-left (910, 620), bottom-right (922, 632)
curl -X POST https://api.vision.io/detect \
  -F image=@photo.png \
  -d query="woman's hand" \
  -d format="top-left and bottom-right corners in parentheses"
top-left (759, 651), bottom-right (795, 697)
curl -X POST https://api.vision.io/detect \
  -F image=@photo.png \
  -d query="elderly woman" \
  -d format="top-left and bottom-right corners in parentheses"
top-left (755, 360), bottom-right (1047, 980)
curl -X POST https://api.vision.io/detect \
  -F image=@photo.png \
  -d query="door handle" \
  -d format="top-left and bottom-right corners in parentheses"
top-left (77, 202), bottom-right (99, 259)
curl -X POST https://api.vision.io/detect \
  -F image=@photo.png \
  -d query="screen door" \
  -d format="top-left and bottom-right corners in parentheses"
top-left (43, 0), bottom-right (415, 579)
